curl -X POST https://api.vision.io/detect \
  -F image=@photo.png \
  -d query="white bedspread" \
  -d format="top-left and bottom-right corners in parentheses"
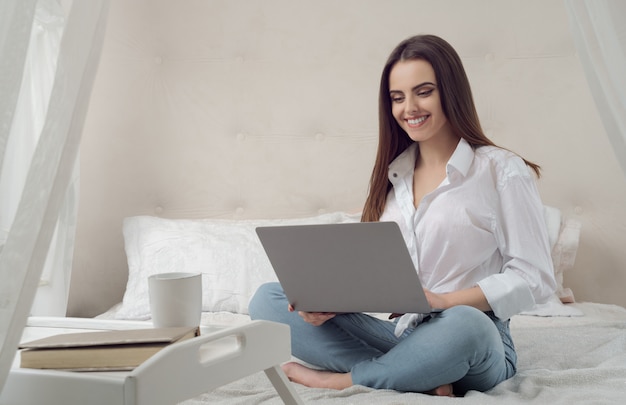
top-left (101, 302), bottom-right (626, 404)
top-left (189, 303), bottom-right (626, 404)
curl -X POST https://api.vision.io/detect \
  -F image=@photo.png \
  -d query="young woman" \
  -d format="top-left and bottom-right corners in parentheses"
top-left (249, 34), bottom-right (556, 397)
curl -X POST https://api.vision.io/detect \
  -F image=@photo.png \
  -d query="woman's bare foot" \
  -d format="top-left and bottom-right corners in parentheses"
top-left (427, 383), bottom-right (455, 397)
top-left (281, 362), bottom-right (352, 390)
top-left (282, 362), bottom-right (454, 396)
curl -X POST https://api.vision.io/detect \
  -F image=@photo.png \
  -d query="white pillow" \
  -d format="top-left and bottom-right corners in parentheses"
top-left (116, 212), bottom-right (360, 320)
top-left (521, 206), bottom-right (583, 316)
top-left (543, 205), bottom-right (581, 302)
top-left (117, 207), bottom-right (581, 320)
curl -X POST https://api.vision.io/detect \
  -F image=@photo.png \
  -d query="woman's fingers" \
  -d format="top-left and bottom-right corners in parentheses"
top-left (299, 311), bottom-right (336, 326)
top-left (287, 304), bottom-right (336, 326)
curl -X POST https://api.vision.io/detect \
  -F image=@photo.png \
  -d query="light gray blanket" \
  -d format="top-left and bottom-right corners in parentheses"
top-left (178, 302), bottom-right (626, 404)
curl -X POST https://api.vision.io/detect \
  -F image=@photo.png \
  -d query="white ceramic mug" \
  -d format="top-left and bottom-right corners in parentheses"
top-left (148, 272), bottom-right (202, 328)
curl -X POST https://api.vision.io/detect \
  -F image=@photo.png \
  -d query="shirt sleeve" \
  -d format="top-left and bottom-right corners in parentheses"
top-left (477, 160), bottom-right (557, 320)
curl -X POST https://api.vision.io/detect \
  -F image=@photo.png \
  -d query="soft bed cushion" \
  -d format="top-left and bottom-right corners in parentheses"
top-left (521, 206), bottom-right (583, 316)
top-left (116, 207), bottom-right (580, 320)
top-left (116, 212), bottom-right (360, 320)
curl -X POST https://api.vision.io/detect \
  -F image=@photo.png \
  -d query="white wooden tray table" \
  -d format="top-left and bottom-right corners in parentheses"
top-left (0, 317), bottom-right (303, 405)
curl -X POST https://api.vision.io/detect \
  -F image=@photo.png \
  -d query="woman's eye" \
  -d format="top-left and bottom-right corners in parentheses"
top-left (417, 89), bottom-right (434, 97)
top-left (391, 96), bottom-right (404, 103)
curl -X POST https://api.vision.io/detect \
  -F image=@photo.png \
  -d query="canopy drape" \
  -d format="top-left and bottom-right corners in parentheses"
top-left (565, 0), bottom-right (626, 177)
top-left (0, 0), bottom-right (110, 392)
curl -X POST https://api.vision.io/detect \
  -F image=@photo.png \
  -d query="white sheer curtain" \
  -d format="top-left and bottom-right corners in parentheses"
top-left (0, 0), bottom-right (110, 391)
top-left (565, 0), bottom-right (626, 176)
top-left (0, 0), bottom-right (75, 317)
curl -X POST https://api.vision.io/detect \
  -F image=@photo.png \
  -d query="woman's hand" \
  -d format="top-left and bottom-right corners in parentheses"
top-left (424, 287), bottom-right (492, 312)
top-left (288, 304), bottom-right (336, 326)
top-left (424, 289), bottom-right (450, 311)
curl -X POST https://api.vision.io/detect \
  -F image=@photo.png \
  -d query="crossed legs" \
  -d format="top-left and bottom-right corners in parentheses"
top-left (249, 282), bottom-right (514, 396)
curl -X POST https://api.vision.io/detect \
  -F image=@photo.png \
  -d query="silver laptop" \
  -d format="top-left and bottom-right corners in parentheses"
top-left (255, 221), bottom-right (435, 314)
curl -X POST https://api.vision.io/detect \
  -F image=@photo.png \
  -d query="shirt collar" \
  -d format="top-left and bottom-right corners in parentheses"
top-left (388, 138), bottom-right (474, 180)
top-left (447, 138), bottom-right (474, 178)
top-left (388, 143), bottom-right (418, 181)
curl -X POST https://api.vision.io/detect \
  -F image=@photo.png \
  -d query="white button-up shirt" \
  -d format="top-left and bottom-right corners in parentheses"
top-left (381, 138), bottom-right (556, 325)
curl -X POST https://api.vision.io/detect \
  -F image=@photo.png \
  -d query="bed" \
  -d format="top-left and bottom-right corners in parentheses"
top-left (54, 0), bottom-right (626, 403)
top-left (88, 208), bottom-right (626, 404)
top-left (182, 303), bottom-right (626, 404)
top-left (99, 302), bottom-right (626, 404)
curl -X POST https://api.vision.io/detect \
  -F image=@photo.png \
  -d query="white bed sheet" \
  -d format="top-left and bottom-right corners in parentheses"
top-left (99, 302), bottom-right (626, 404)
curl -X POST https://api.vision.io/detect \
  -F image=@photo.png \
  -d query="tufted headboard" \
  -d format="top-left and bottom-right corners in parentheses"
top-left (67, 0), bottom-right (626, 317)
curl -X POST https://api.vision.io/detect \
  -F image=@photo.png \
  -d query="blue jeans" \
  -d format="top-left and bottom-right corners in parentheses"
top-left (248, 282), bottom-right (516, 395)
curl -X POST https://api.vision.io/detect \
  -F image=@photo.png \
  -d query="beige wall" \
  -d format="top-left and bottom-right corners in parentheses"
top-left (68, 0), bottom-right (626, 317)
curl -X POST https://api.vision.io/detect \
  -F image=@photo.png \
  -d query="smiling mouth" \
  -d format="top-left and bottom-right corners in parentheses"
top-left (407, 116), bottom-right (428, 127)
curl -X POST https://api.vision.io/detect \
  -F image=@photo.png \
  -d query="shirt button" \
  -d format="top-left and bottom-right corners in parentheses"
top-left (392, 173), bottom-right (398, 177)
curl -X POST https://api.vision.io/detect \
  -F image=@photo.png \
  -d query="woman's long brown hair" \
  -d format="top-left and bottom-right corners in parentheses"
top-left (361, 35), bottom-right (541, 222)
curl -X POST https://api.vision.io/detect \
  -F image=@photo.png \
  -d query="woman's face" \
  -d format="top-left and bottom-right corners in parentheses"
top-left (388, 59), bottom-right (453, 143)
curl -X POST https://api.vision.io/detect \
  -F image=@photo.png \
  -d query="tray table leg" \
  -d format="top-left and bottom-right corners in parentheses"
top-left (264, 365), bottom-right (304, 405)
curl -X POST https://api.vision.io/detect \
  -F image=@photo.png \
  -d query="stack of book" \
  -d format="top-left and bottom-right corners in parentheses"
top-left (19, 326), bottom-right (200, 371)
